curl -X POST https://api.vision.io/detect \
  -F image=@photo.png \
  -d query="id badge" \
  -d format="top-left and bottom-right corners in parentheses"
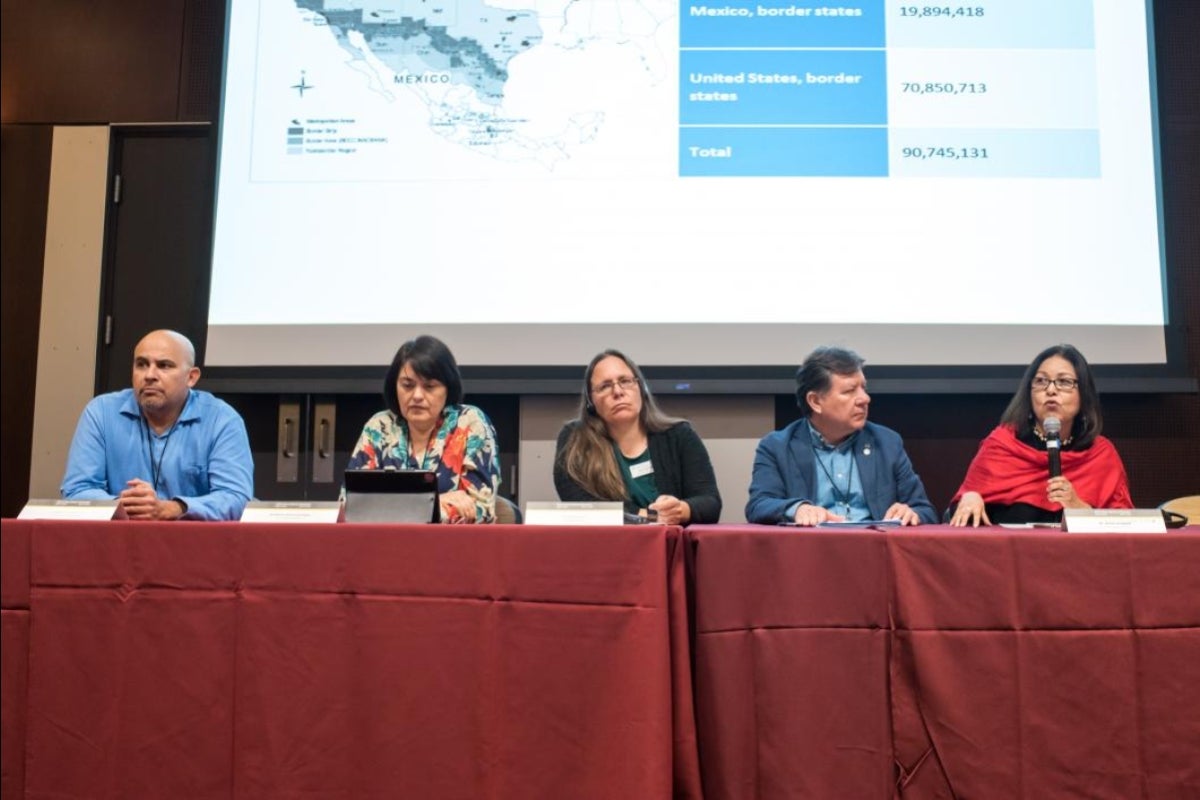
top-left (629, 460), bottom-right (655, 479)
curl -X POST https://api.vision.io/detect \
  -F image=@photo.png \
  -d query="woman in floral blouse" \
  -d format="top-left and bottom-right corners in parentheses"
top-left (348, 335), bottom-right (500, 523)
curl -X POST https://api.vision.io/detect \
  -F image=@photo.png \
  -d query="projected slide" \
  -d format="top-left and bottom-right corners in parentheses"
top-left (209, 0), bottom-right (1167, 367)
top-left (680, 1), bottom-right (1099, 178)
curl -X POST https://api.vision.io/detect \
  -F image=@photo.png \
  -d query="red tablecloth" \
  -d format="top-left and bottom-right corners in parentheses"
top-left (0, 519), bottom-right (701, 800)
top-left (687, 525), bottom-right (1200, 800)
top-left (1, 522), bottom-right (30, 799)
top-left (8, 520), bottom-right (1199, 799)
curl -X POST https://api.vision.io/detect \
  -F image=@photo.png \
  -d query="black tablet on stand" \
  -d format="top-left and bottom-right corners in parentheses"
top-left (343, 469), bottom-right (440, 523)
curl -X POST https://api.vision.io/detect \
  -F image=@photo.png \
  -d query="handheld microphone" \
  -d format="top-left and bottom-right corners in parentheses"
top-left (1043, 416), bottom-right (1063, 478)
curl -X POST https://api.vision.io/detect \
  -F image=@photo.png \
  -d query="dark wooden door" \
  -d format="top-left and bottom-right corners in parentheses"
top-left (96, 125), bottom-right (215, 392)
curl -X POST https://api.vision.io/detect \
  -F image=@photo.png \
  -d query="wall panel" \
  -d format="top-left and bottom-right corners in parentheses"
top-left (0, 125), bottom-right (53, 517)
top-left (1, 0), bottom-right (188, 124)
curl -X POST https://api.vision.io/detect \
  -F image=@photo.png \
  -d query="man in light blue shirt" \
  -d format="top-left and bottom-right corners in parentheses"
top-left (61, 330), bottom-right (254, 520)
top-left (745, 346), bottom-right (936, 526)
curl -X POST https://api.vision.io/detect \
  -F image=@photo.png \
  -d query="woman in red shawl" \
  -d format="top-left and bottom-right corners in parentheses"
top-left (949, 344), bottom-right (1132, 526)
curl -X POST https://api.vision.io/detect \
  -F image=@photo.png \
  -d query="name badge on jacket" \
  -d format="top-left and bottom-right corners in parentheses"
top-left (629, 461), bottom-right (655, 479)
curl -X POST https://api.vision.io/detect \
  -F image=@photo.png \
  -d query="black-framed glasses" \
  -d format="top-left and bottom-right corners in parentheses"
top-left (1031, 376), bottom-right (1078, 392)
top-left (591, 376), bottom-right (639, 397)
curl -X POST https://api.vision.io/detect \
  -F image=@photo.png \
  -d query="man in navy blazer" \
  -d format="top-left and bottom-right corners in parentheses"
top-left (746, 346), bottom-right (937, 526)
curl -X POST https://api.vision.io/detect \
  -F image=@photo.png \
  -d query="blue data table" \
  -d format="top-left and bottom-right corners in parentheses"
top-left (679, 0), bottom-right (1100, 178)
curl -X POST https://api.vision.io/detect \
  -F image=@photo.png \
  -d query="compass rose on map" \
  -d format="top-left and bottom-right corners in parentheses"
top-left (291, 70), bottom-right (314, 97)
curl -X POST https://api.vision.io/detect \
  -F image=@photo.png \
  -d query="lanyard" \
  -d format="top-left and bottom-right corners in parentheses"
top-left (813, 443), bottom-right (855, 515)
top-left (407, 424), bottom-right (440, 470)
top-left (142, 418), bottom-right (178, 492)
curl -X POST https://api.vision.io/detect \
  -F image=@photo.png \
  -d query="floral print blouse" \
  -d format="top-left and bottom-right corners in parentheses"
top-left (347, 404), bottom-right (500, 523)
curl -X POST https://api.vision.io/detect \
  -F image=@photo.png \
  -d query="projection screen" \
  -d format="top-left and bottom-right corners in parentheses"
top-left (207, 0), bottom-right (1171, 370)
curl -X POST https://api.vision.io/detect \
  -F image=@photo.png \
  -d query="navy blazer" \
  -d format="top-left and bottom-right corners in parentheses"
top-left (745, 419), bottom-right (937, 525)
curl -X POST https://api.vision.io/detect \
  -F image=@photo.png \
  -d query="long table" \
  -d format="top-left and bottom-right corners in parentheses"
top-left (688, 525), bottom-right (1200, 800)
top-left (0, 519), bottom-right (701, 800)
top-left (5, 521), bottom-right (1199, 799)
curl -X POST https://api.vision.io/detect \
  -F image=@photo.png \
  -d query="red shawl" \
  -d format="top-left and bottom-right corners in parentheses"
top-left (953, 425), bottom-right (1132, 510)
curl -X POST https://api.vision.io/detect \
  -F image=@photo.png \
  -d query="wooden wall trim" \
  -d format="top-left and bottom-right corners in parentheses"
top-left (28, 127), bottom-right (110, 500)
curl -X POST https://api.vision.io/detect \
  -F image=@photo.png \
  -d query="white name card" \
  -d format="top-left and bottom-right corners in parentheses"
top-left (1062, 508), bottom-right (1167, 534)
top-left (18, 499), bottom-right (119, 521)
top-left (240, 501), bottom-right (342, 524)
top-left (523, 501), bottom-right (624, 527)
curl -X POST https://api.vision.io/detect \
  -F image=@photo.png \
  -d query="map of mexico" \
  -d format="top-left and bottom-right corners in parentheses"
top-left (297, 0), bottom-right (543, 106)
top-left (242, 0), bottom-right (675, 176)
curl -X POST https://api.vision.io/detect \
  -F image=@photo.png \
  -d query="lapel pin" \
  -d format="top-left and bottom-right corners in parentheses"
top-left (863, 445), bottom-right (872, 456)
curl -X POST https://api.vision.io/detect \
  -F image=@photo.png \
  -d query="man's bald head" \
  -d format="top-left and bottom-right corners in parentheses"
top-left (132, 330), bottom-right (200, 430)
top-left (136, 330), bottom-right (196, 367)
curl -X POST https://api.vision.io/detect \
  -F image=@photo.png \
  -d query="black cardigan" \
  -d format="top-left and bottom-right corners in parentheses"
top-left (553, 420), bottom-right (723, 524)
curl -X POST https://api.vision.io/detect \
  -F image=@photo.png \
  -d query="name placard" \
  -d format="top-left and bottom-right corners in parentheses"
top-left (523, 501), bottom-right (624, 527)
top-left (240, 501), bottom-right (342, 524)
top-left (18, 499), bottom-right (119, 521)
top-left (1062, 508), bottom-right (1167, 534)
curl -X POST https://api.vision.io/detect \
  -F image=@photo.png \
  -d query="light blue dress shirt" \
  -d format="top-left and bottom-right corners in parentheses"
top-left (807, 426), bottom-right (871, 520)
top-left (61, 389), bottom-right (254, 520)
top-left (784, 426), bottom-right (871, 522)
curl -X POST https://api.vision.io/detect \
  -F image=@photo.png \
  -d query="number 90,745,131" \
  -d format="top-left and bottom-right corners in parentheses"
top-left (900, 146), bottom-right (991, 160)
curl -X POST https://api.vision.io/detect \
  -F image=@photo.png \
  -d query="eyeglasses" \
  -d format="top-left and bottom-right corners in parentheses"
top-left (1031, 376), bottom-right (1078, 392)
top-left (591, 376), bottom-right (639, 397)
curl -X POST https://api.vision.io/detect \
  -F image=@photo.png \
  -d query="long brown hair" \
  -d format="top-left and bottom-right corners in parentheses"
top-left (559, 349), bottom-right (683, 500)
